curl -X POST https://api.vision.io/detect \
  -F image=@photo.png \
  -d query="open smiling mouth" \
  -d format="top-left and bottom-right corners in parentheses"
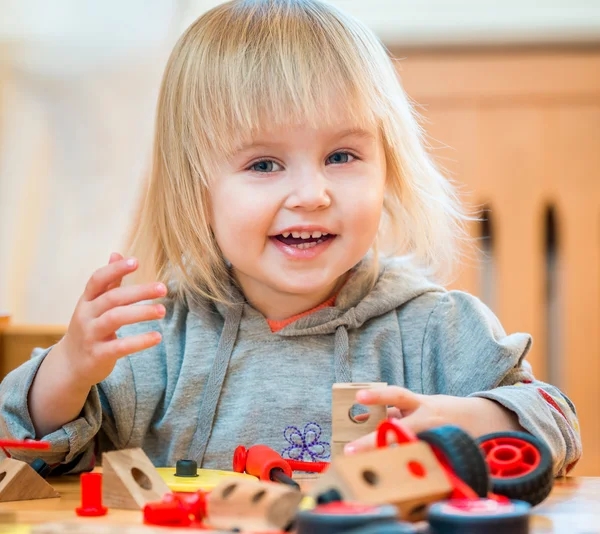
top-left (273, 231), bottom-right (337, 250)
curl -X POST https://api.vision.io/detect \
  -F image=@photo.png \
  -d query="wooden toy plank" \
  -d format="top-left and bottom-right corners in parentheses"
top-left (312, 441), bottom-right (452, 521)
top-left (206, 477), bottom-right (303, 531)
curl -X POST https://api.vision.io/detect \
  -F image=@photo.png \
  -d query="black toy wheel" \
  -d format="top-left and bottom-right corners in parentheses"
top-left (417, 425), bottom-right (490, 497)
top-left (345, 521), bottom-right (417, 534)
top-left (295, 502), bottom-right (400, 534)
top-left (477, 431), bottom-right (553, 506)
top-left (428, 498), bottom-right (530, 534)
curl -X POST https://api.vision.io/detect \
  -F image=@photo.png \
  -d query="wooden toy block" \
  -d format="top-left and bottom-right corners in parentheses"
top-left (311, 440), bottom-right (452, 521)
top-left (206, 477), bottom-right (303, 532)
top-left (0, 458), bottom-right (59, 502)
top-left (332, 382), bottom-right (387, 457)
top-left (102, 448), bottom-right (171, 510)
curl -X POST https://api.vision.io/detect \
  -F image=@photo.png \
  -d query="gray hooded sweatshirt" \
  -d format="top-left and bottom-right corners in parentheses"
top-left (0, 257), bottom-right (582, 475)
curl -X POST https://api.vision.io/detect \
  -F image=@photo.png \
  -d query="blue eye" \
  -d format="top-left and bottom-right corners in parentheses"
top-left (327, 152), bottom-right (354, 165)
top-left (249, 160), bottom-right (281, 173)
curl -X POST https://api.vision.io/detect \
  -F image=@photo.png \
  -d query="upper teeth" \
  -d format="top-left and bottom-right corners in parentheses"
top-left (282, 231), bottom-right (328, 239)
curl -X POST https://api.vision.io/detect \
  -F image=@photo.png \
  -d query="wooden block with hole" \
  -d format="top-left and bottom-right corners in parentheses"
top-left (0, 458), bottom-right (59, 502)
top-left (311, 440), bottom-right (452, 522)
top-left (102, 448), bottom-right (170, 510)
top-left (332, 383), bottom-right (387, 457)
top-left (205, 477), bottom-right (303, 532)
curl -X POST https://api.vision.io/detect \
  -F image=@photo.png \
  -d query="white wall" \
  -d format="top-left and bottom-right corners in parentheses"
top-left (184, 0), bottom-right (600, 45)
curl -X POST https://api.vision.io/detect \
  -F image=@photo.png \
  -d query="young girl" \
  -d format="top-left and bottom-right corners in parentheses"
top-left (0, 0), bottom-right (581, 477)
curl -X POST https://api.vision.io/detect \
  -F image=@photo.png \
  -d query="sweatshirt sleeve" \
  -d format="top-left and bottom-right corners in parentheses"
top-left (0, 345), bottom-right (137, 474)
top-left (421, 290), bottom-right (582, 476)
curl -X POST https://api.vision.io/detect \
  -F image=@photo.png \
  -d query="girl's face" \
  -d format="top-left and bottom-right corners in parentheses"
top-left (210, 118), bottom-right (387, 313)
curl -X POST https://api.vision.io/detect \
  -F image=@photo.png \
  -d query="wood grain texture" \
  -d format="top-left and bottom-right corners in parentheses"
top-left (102, 449), bottom-right (170, 511)
top-left (0, 459), bottom-right (59, 503)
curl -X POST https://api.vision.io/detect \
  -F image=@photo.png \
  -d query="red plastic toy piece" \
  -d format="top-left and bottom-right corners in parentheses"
top-left (75, 472), bottom-right (108, 517)
top-left (245, 444), bottom-right (293, 481)
top-left (481, 436), bottom-right (542, 478)
top-left (375, 419), bottom-right (479, 501)
top-left (144, 497), bottom-right (191, 527)
top-left (143, 491), bottom-right (207, 528)
top-left (233, 445), bottom-right (248, 473)
top-left (0, 439), bottom-right (50, 458)
top-left (234, 445), bottom-right (329, 476)
top-left (286, 458), bottom-right (329, 473)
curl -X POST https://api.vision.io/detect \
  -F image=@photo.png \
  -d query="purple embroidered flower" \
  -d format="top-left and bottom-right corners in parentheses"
top-left (281, 422), bottom-right (330, 462)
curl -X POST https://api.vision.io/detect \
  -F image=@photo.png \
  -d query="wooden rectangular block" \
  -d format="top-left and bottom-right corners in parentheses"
top-left (332, 382), bottom-right (387, 457)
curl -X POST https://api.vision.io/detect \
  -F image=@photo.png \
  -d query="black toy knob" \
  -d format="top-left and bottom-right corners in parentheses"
top-left (175, 459), bottom-right (198, 477)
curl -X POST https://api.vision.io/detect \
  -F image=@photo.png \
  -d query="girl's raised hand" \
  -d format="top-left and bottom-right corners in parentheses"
top-left (344, 386), bottom-right (449, 454)
top-left (57, 253), bottom-right (167, 388)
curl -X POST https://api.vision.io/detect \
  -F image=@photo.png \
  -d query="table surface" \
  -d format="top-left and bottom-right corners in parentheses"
top-left (0, 475), bottom-right (599, 533)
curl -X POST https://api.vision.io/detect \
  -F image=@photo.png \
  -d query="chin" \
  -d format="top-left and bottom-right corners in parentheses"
top-left (272, 272), bottom-right (338, 296)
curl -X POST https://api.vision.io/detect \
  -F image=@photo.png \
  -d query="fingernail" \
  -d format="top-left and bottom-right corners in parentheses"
top-left (155, 283), bottom-right (167, 294)
top-left (344, 444), bottom-right (357, 455)
top-left (126, 258), bottom-right (136, 267)
top-left (356, 390), bottom-right (372, 402)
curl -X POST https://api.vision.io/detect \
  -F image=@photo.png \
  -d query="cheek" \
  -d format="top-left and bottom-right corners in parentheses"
top-left (211, 185), bottom-right (274, 247)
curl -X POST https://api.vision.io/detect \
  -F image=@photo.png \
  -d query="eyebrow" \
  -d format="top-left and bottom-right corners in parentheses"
top-left (235, 127), bottom-right (376, 155)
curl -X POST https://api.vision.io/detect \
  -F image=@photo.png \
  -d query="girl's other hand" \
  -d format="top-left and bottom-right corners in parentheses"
top-left (56, 252), bottom-right (167, 388)
top-left (344, 386), bottom-right (449, 454)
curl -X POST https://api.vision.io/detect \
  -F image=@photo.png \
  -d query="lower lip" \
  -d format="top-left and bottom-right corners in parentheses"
top-left (269, 236), bottom-right (336, 260)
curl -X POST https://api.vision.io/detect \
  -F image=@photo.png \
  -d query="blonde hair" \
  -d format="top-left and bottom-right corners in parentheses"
top-left (128, 0), bottom-right (470, 303)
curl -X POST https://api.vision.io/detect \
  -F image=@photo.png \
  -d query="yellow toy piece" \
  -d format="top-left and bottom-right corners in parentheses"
top-left (156, 467), bottom-right (257, 492)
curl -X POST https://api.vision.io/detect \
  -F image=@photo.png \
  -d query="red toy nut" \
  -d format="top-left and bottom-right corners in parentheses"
top-left (75, 472), bottom-right (108, 517)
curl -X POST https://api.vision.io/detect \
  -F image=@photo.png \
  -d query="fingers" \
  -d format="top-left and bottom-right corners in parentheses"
top-left (398, 412), bottom-right (447, 435)
top-left (83, 257), bottom-right (138, 302)
top-left (343, 417), bottom-right (404, 454)
top-left (356, 386), bottom-right (421, 413)
top-left (106, 252), bottom-right (125, 291)
top-left (91, 282), bottom-right (167, 317)
top-left (92, 303), bottom-right (166, 339)
top-left (95, 331), bottom-right (163, 360)
top-left (353, 406), bottom-right (402, 423)
top-left (387, 407), bottom-right (402, 419)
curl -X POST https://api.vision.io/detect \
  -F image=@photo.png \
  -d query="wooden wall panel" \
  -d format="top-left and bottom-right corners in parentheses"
top-left (398, 48), bottom-right (600, 475)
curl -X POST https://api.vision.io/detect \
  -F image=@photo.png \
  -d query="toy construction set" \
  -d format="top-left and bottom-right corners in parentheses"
top-left (0, 383), bottom-right (554, 533)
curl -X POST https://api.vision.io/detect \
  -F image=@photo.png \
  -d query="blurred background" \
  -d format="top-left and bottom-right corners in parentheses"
top-left (0, 1), bottom-right (598, 474)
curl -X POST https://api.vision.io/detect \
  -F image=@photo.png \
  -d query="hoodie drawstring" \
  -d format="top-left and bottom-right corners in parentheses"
top-left (188, 307), bottom-right (352, 465)
top-left (187, 303), bottom-right (243, 466)
top-left (334, 325), bottom-right (352, 383)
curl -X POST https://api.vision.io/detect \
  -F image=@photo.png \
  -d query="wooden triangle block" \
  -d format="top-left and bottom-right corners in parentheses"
top-left (0, 458), bottom-right (59, 502)
top-left (102, 448), bottom-right (170, 510)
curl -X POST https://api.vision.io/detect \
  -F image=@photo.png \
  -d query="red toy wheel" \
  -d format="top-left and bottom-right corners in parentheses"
top-left (478, 432), bottom-right (553, 506)
top-left (481, 435), bottom-right (541, 478)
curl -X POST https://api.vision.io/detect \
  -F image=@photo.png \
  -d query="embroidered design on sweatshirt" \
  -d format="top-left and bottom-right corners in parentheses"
top-left (281, 422), bottom-right (331, 462)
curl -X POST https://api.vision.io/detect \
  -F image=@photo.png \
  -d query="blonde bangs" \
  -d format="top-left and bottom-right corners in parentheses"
top-left (178, 0), bottom-right (389, 175)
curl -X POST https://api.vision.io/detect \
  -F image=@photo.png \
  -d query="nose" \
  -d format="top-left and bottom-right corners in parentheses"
top-left (285, 170), bottom-right (331, 211)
